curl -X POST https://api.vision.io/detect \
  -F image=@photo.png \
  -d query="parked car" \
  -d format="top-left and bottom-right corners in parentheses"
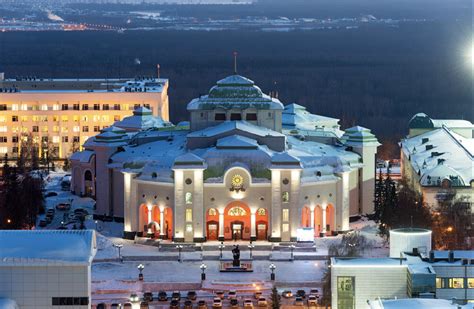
top-left (296, 290), bottom-right (306, 299)
top-left (294, 297), bottom-right (304, 306)
top-left (170, 300), bottom-right (180, 309)
top-left (215, 291), bottom-right (225, 300)
top-left (123, 303), bottom-right (132, 309)
top-left (230, 298), bottom-right (239, 308)
top-left (171, 291), bottom-right (181, 301)
top-left (157, 291), bottom-right (168, 301)
top-left (140, 302), bottom-right (149, 309)
top-left (282, 290), bottom-right (293, 298)
top-left (257, 297), bottom-right (267, 307)
top-left (143, 291), bottom-right (153, 302)
top-left (38, 220), bottom-right (47, 227)
top-left (254, 291), bottom-right (262, 299)
top-left (110, 304), bottom-right (120, 309)
top-left (308, 295), bottom-right (318, 306)
top-left (45, 191), bottom-right (58, 198)
top-left (187, 290), bottom-right (197, 300)
top-left (45, 215), bottom-right (52, 224)
top-left (228, 290), bottom-right (237, 299)
top-left (243, 299), bottom-right (254, 308)
top-left (212, 298), bottom-right (222, 308)
top-left (197, 300), bottom-right (208, 309)
top-left (56, 203), bottom-right (71, 211)
top-left (184, 300), bottom-right (193, 309)
top-left (74, 208), bottom-right (89, 215)
top-left (309, 289), bottom-right (320, 298)
top-left (46, 209), bottom-right (55, 215)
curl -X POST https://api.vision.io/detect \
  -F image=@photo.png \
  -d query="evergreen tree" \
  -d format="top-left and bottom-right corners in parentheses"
top-left (270, 285), bottom-right (281, 309)
top-left (373, 168), bottom-right (384, 222)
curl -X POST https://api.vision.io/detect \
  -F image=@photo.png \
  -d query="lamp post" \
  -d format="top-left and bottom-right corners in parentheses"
top-left (248, 243), bottom-right (255, 259)
top-left (269, 263), bottom-right (276, 281)
top-left (137, 263), bottom-right (145, 281)
top-left (113, 243), bottom-right (123, 262)
top-left (130, 293), bottom-right (139, 304)
top-left (200, 263), bottom-right (207, 281)
top-left (289, 244), bottom-right (296, 260)
top-left (94, 220), bottom-right (98, 230)
top-left (176, 245), bottom-right (183, 262)
top-left (218, 243), bottom-right (225, 259)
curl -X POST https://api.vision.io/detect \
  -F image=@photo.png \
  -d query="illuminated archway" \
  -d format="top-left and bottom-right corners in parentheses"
top-left (224, 201), bottom-right (251, 240)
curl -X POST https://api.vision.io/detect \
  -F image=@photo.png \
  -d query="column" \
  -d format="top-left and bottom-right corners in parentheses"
top-left (173, 169), bottom-right (185, 241)
top-left (160, 208), bottom-right (165, 237)
top-left (251, 211), bottom-right (256, 241)
top-left (321, 204), bottom-right (327, 237)
top-left (193, 169), bottom-right (204, 241)
top-left (218, 210), bottom-right (224, 241)
top-left (310, 207), bottom-right (315, 228)
top-left (146, 204), bottom-right (153, 235)
top-left (270, 169), bottom-right (282, 242)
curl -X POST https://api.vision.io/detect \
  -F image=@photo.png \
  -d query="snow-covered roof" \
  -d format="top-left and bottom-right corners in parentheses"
top-left (114, 107), bottom-right (173, 132)
top-left (341, 126), bottom-right (381, 147)
top-left (187, 121), bottom-right (284, 138)
top-left (271, 152), bottom-right (302, 169)
top-left (409, 113), bottom-right (474, 129)
top-left (401, 126), bottom-right (474, 187)
top-left (0, 230), bottom-right (97, 266)
top-left (187, 74), bottom-right (284, 111)
top-left (369, 298), bottom-right (470, 309)
top-left (173, 152), bottom-right (206, 169)
top-left (70, 150), bottom-right (95, 163)
top-left (216, 135), bottom-right (259, 149)
top-left (282, 103), bottom-right (342, 136)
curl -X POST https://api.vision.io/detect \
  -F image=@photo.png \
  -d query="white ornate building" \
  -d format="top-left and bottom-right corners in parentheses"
top-left (71, 74), bottom-right (380, 242)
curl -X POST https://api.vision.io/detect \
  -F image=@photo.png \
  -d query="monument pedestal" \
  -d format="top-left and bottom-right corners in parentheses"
top-left (219, 261), bottom-right (253, 272)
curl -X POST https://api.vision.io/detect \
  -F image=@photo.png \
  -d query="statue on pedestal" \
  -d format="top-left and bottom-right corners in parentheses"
top-left (232, 245), bottom-right (240, 267)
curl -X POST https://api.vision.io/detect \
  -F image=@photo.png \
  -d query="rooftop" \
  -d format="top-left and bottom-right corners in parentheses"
top-left (369, 298), bottom-right (471, 309)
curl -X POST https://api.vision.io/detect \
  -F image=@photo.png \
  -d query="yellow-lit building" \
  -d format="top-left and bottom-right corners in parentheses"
top-left (0, 75), bottom-right (169, 159)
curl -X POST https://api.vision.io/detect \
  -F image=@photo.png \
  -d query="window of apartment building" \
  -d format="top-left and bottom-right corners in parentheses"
top-left (246, 113), bottom-right (257, 121)
top-left (41, 104), bottom-right (48, 111)
top-left (282, 191), bottom-right (290, 203)
top-left (468, 278), bottom-right (474, 289)
top-left (144, 104), bottom-right (150, 109)
top-left (42, 126), bottom-right (48, 133)
top-left (268, 112), bottom-right (273, 119)
top-left (103, 104), bottom-right (109, 110)
top-left (12, 147), bottom-right (18, 153)
top-left (20, 116), bottom-right (28, 122)
top-left (114, 115), bottom-right (120, 121)
top-left (32, 105), bottom-right (39, 111)
top-left (186, 224), bottom-right (193, 233)
top-left (0, 104), bottom-right (6, 110)
top-left (448, 278), bottom-right (464, 289)
top-left (62, 104), bottom-right (69, 110)
top-left (0, 137), bottom-right (7, 143)
top-left (32, 116), bottom-right (40, 122)
top-left (186, 209), bottom-right (193, 222)
top-left (12, 116), bottom-right (18, 122)
top-left (134, 104), bottom-right (140, 110)
top-left (52, 136), bottom-right (60, 143)
top-left (40, 116), bottom-right (48, 122)
top-left (51, 297), bottom-right (89, 306)
top-left (102, 115), bottom-right (109, 122)
top-left (62, 127), bottom-right (68, 133)
top-left (62, 116), bottom-right (68, 122)
top-left (12, 127), bottom-right (19, 133)
top-left (73, 126), bottom-right (80, 133)
top-left (82, 126), bottom-right (89, 132)
top-left (94, 126), bottom-right (100, 132)
top-left (73, 136), bottom-right (80, 143)
top-left (0, 116), bottom-right (5, 122)
top-left (230, 113), bottom-right (242, 120)
top-left (53, 104), bottom-right (59, 111)
top-left (62, 136), bottom-right (69, 143)
top-left (282, 223), bottom-right (289, 233)
top-left (12, 136), bottom-right (18, 143)
top-left (53, 126), bottom-right (59, 133)
top-left (436, 278), bottom-right (445, 289)
top-left (32, 126), bottom-right (39, 132)
top-left (81, 116), bottom-right (88, 122)
top-left (73, 104), bottom-right (80, 110)
top-left (0, 147), bottom-right (7, 154)
top-left (53, 116), bottom-right (59, 122)
top-left (73, 116), bottom-right (79, 122)
top-left (215, 113), bottom-right (226, 121)
top-left (114, 104), bottom-right (120, 110)
top-left (41, 137), bottom-right (48, 144)
top-left (20, 104), bottom-right (28, 111)
top-left (93, 104), bottom-right (100, 110)
top-left (12, 104), bottom-right (18, 111)
top-left (282, 209), bottom-right (289, 222)
top-left (0, 126), bottom-right (7, 133)
top-left (337, 277), bottom-right (355, 309)
top-left (82, 104), bottom-right (89, 110)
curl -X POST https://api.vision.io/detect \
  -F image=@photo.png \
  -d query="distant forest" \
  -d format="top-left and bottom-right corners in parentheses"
top-left (0, 23), bottom-right (472, 153)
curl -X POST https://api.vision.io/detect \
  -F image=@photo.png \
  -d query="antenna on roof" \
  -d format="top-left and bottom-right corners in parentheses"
top-left (233, 51), bottom-right (238, 74)
top-left (156, 64), bottom-right (160, 79)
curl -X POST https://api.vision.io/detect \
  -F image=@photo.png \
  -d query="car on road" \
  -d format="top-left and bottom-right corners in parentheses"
top-left (243, 299), bottom-right (254, 308)
top-left (294, 297), bottom-right (304, 306)
top-left (170, 300), bottom-right (180, 309)
top-left (212, 297), bottom-right (222, 308)
top-left (45, 191), bottom-right (58, 198)
top-left (197, 300), bottom-right (208, 309)
top-left (309, 288), bottom-right (320, 298)
top-left (228, 290), bottom-right (237, 299)
top-left (46, 208), bottom-right (55, 215)
top-left (74, 208), bottom-right (89, 216)
top-left (157, 291), bottom-right (167, 301)
top-left (56, 203), bottom-right (71, 211)
top-left (171, 291), bottom-right (181, 301)
top-left (143, 291), bottom-right (153, 302)
top-left (187, 290), bottom-right (197, 300)
top-left (308, 295), bottom-right (318, 306)
top-left (230, 298), bottom-right (239, 308)
top-left (139, 302), bottom-right (149, 309)
top-left (110, 304), bottom-right (120, 309)
top-left (254, 291), bottom-right (262, 299)
top-left (215, 291), bottom-right (225, 299)
top-left (184, 300), bottom-right (193, 309)
top-left (296, 290), bottom-right (306, 299)
top-left (38, 220), bottom-right (47, 227)
top-left (123, 303), bottom-right (132, 309)
top-left (282, 290), bottom-right (293, 298)
top-left (257, 297), bottom-right (267, 307)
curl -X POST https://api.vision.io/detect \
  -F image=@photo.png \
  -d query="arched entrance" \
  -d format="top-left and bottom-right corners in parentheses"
top-left (326, 204), bottom-right (335, 236)
top-left (138, 204), bottom-right (173, 239)
top-left (206, 208), bottom-right (219, 241)
top-left (224, 202), bottom-right (251, 240)
top-left (301, 205), bottom-right (326, 237)
top-left (255, 207), bottom-right (268, 240)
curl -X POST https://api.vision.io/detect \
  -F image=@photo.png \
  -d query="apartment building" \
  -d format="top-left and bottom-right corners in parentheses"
top-left (0, 75), bottom-right (169, 159)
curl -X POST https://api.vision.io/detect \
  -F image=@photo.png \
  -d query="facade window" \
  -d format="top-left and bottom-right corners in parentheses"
top-left (103, 104), bottom-right (109, 110)
top-left (215, 113), bottom-right (226, 121)
top-left (134, 104), bottom-right (140, 110)
top-left (93, 104), bottom-right (100, 110)
top-left (73, 136), bottom-right (80, 143)
top-left (73, 116), bottom-right (79, 122)
top-left (52, 297), bottom-right (89, 306)
top-left (12, 104), bottom-right (18, 111)
top-left (0, 104), bottom-right (6, 110)
top-left (186, 209), bottom-right (193, 222)
top-left (32, 126), bottom-right (39, 132)
top-left (282, 191), bottom-right (290, 203)
top-left (94, 126), bottom-right (100, 132)
top-left (268, 112), bottom-right (272, 118)
top-left (73, 126), bottom-right (80, 133)
top-left (53, 104), bottom-right (59, 111)
top-left (0, 116), bottom-right (5, 122)
top-left (337, 277), bottom-right (355, 309)
top-left (468, 278), bottom-right (474, 289)
top-left (114, 104), bottom-right (120, 110)
top-left (257, 208), bottom-right (266, 216)
top-left (185, 192), bottom-right (193, 204)
top-left (0, 137), bottom-right (7, 143)
top-left (20, 104), bottom-right (28, 111)
top-left (185, 178), bottom-right (193, 185)
top-left (246, 113), bottom-right (257, 121)
top-left (12, 147), bottom-right (18, 153)
top-left (144, 104), bottom-right (150, 109)
top-left (52, 136), bottom-right (60, 143)
top-left (12, 116), bottom-right (18, 122)
top-left (81, 116), bottom-right (88, 122)
top-left (0, 126), bottom-right (7, 133)
top-left (228, 206), bottom-right (247, 216)
top-left (40, 104), bottom-right (47, 111)
top-left (12, 136), bottom-right (18, 143)
top-left (208, 208), bottom-right (217, 216)
top-left (186, 223), bottom-right (193, 232)
top-left (41, 136), bottom-right (48, 143)
top-left (0, 147), bottom-right (7, 153)
top-left (62, 136), bottom-right (69, 143)
top-left (62, 104), bottom-right (69, 110)
top-left (282, 209), bottom-right (289, 222)
top-left (436, 278), bottom-right (444, 289)
top-left (448, 278), bottom-right (464, 289)
top-left (73, 104), bottom-right (80, 110)
top-left (82, 126), bottom-right (89, 132)
top-left (62, 116), bottom-right (68, 122)
top-left (53, 126), bottom-right (59, 132)
top-left (230, 113), bottom-right (242, 120)
top-left (282, 223), bottom-right (289, 232)
top-left (82, 104), bottom-right (89, 110)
